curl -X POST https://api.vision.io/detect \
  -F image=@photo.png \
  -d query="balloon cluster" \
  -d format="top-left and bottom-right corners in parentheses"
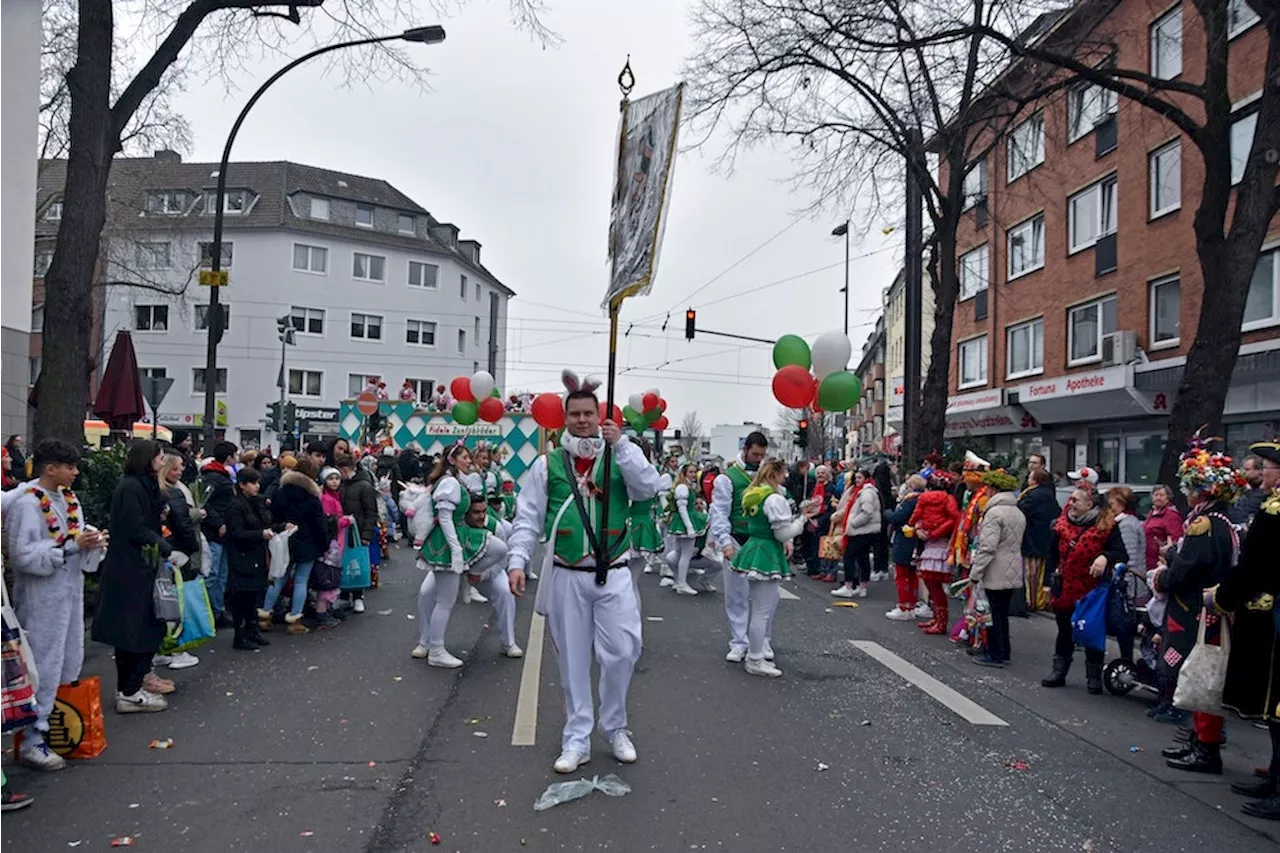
top-left (623, 389), bottom-right (669, 433)
top-left (770, 332), bottom-right (862, 412)
top-left (448, 371), bottom-right (505, 425)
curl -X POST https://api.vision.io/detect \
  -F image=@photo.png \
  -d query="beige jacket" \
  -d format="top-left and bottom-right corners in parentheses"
top-left (967, 491), bottom-right (1027, 590)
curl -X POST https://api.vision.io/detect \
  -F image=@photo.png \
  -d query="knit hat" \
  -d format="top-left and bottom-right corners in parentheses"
top-left (320, 466), bottom-right (341, 483)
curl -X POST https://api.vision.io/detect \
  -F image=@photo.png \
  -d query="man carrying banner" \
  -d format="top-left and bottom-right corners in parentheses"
top-left (507, 371), bottom-right (665, 773)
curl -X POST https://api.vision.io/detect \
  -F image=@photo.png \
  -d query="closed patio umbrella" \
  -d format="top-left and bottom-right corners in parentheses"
top-left (92, 331), bottom-right (145, 431)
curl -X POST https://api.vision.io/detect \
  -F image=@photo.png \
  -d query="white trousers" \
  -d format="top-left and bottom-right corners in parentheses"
top-left (627, 555), bottom-right (645, 619)
top-left (666, 538), bottom-right (696, 587)
top-left (418, 536), bottom-right (509, 649)
top-left (747, 581), bottom-right (781, 661)
top-left (545, 566), bottom-right (642, 754)
top-left (475, 563), bottom-right (517, 648)
top-left (723, 565), bottom-right (750, 652)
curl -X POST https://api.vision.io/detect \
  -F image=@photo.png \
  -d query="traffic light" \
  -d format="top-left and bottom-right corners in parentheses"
top-left (282, 402), bottom-right (297, 434)
top-left (685, 309), bottom-right (696, 341)
top-left (265, 401), bottom-right (282, 432)
top-left (796, 417), bottom-right (810, 449)
top-left (277, 314), bottom-right (296, 345)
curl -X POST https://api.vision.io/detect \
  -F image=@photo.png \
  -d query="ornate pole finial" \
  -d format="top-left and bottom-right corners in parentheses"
top-left (618, 55), bottom-right (635, 99)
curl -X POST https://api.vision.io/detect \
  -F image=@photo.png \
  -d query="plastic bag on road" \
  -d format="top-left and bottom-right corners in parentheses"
top-left (533, 774), bottom-right (631, 811)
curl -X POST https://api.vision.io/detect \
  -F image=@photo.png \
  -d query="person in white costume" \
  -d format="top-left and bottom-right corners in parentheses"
top-left (707, 431), bottom-right (771, 662)
top-left (506, 371), bottom-right (664, 774)
top-left (665, 462), bottom-right (709, 596)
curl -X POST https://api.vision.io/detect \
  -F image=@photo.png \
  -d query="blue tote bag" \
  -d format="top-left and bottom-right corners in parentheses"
top-left (1071, 583), bottom-right (1109, 652)
top-left (340, 527), bottom-right (372, 591)
top-left (161, 571), bottom-right (216, 654)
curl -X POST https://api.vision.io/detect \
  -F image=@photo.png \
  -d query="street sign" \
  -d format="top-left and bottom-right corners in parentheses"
top-left (356, 392), bottom-right (379, 416)
top-left (199, 270), bottom-right (229, 287)
top-left (140, 375), bottom-right (175, 409)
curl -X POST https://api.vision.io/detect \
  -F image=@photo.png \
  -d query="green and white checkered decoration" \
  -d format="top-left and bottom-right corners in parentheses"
top-left (339, 402), bottom-right (545, 488)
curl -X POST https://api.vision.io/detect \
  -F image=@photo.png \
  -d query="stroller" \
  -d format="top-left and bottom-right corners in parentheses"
top-left (1101, 565), bottom-right (1161, 698)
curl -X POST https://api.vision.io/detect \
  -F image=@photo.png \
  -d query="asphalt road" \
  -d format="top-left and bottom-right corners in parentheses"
top-left (4, 546), bottom-right (1277, 853)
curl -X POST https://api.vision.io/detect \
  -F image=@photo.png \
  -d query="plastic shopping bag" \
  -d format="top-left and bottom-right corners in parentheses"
top-left (340, 527), bottom-right (372, 591)
top-left (1071, 584), bottom-right (1109, 652)
top-left (267, 527), bottom-right (295, 581)
top-left (533, 774), bottom-right (632, 811)
top-left (15, 677), bottom-right (107, 758)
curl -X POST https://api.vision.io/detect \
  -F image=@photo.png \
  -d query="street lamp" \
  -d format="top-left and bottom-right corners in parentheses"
top-left (200, 25), bottom-right (447, 454)
top-left (831, 221), bottom-right (850, 335)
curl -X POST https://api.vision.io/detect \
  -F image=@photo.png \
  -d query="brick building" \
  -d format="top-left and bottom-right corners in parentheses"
top-left (941, 0), bottom-right (1276, 482)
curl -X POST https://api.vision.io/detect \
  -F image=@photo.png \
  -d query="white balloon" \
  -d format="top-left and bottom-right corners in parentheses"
top-left (811, 332), bottom-right (853, 379)
top-left (628, 393), bottom-right (645, 413)
top-left (470, 370), bottom-right (496, 401)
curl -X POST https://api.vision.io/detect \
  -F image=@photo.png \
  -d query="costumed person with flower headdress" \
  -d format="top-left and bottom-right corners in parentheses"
top-left (3, 439), bottom-right (107, 771)
top-left (1204, 440), bottom-right (1280, 820)
top-left (965, 469), bottom-right (1026, 667)
top-left (729, 458), bottom-right (818, 678)
top-left (948, 451), bottom-right (993, 579)
top-left (412, 442), bottom-right (520, 668)
top-left (709, 431), bottom-right (771, 662)
top-left (907, 466), bottom-right (962, 634)
top-left (1153, 434), bottom-right (1245, 775)
top-left (506, 371), bottom-right (665, 774)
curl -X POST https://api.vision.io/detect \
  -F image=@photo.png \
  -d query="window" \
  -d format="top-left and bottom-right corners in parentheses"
top-left (1244, 247), bottom-right (1278, 329)
top-left (460, 274), bottom-right (468, 299)
top-left (145, 190), bottom-right (188, 214)
top-left (135, 304), bottom-right (169, 332)
top-left (406, 319), bottom-right (437, 346)
top-left (1068, 294), bottom-right (1118, 364)
top-left (1149, 140), bottom-right (1181, 217)
top-left (474, 316), bottom-right (481, 341)
top-left (29, 357), bottom-right (40, 386)
top-left (1006, 318), bottom-right (1044, 378)
top-left (1228, 0), bottom-right (1260, 38)
top-left (292, 243), bottom-right (328, 274)
top-left (1068, 175), bottom-right (1118, 253)
top-left (198, 241), bottom-right (233, 268)
top-left (957, 336), bottom-right (988, 389)
top-left (1150, 7), bottom-right (1182, 80)
top-left (475, 283), bottom-right (481, 302)
top-left (43, 201), bottom-right (63, 221)
top-left (288, 369), bottom-right (323, 398)
top-left (1007, 214), bottom-right (1045, 279)
top-left (290, 306), bottom-right (325, 335)
top-left (204, 189), bottom-right (249, 215)
top-left (348, 374), bottom-right (371, 398)
top-left (310, 198), bottom-right (330, 220)
top-left (350, 312), bottom-right (383, 341)
top-left (31, 304), bottom-right (44, 333)
top-left (1231, 108), bottom-right (1258, 185)
top-left (398, 213), bottom-right (415, 234)
top-left (34, 251), bottom-right (52, 277)
top-left (1006, 113), bottom-right (1044, 182)
top-left (352, 252), bottom-right (386, 282)
top-left (408, 261), bottom-right (439, 289)
top-left (410, 378), bottom-right (435, 400)
top-left (959, 245), bottom-right (988, 300)
top-left (962, 159), bottom-right (987, 210)
top-left (457, 329), bottom-right (467, 354)
top-left (1150, 274), bottom-right (1181, 346)
top-left (355, 204), bottom-right (374, 227)
top-left (195, 304), bottom-right (230, 333)
top-left (192, 367), bottom-right (227, 394)
top-left (135, 241), bottom-right (171, 268)
top-left (1067, 81), bottom-right (1117, 142)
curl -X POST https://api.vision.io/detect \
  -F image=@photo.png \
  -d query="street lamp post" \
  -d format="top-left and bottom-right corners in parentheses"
top-left (831, 221), bottom-right (850, 336)
top-left (200, 25), bottom-right (447, 454)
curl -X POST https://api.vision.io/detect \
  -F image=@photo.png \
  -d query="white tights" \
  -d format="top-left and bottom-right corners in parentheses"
top-left (747, 581), bottom-right (781, 661)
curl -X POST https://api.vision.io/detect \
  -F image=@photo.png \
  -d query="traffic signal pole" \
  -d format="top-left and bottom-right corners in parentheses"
top-left (682, 309), bottom-right (776, 345)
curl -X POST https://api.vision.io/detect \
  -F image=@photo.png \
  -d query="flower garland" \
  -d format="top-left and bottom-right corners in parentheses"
top-left (30, 486), bottom-right (81, 545)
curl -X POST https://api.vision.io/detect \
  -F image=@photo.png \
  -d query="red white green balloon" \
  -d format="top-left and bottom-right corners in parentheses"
top-left (816, 371), bottom-right (862, 412)
top-left (772, 335), bottom-right (812, 370)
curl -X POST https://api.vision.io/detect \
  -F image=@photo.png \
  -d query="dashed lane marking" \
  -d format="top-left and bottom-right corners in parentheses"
top-left (778, 586), bottom-right (800, 601)
top-left (849, 640), bottom-right (1009, 727)
top-left (511, 612), bottom-right (546, 746)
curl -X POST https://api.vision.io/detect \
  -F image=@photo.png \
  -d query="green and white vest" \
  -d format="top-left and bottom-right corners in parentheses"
top-left (727, 465), bottom-right (753, 539)
top-left (544, 450), bottom-right (632, 566)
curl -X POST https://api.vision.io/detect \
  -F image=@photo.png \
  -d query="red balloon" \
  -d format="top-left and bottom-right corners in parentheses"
top-left (657, 397), bottom-right (668, 412)
top-left (450, 376), bottom-right (474, 402)
top-left (531, 393), bottom-right (564, 430)
top-left (478, 397), bottom-right (504, 423)
top-left (642, 392), bottom-right (659, 411)
top-left (653, 415), bottom-right (670, 431)
top-left (772, 365), bottom-right (816, 409)
top-left (600, 402), bottom-right (623, 424)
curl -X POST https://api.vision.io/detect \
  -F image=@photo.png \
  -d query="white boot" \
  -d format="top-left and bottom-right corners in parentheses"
top-left (427, 647), bottom-right (464, 669)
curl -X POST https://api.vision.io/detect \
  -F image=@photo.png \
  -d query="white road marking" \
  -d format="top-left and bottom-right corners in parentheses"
top-left (511, 612), bottom-right (546, 746)
top-left (778, 586), bottom-right (800, 601)
top-left (849, 640), bottom-right (1009, 727)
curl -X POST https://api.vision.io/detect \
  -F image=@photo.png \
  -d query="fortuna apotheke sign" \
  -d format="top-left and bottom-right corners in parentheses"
top-left (1013, 365), bottom-right (1127, 401)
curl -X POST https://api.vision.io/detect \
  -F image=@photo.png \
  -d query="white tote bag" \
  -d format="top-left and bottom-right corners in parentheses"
top-left (267, 527), bottom-right (296, 581)
top-left (1173, 608), bottom-right (1231, 715)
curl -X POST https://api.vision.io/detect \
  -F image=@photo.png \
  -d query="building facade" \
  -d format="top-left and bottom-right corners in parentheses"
top-left (941, 0), bottom-right (1276, 482)
top-left (35, 154), bottom-right (514, 448)
top-left (849, 315), bottom-right (886, 458)
top-left (883, 267), bottom-right (935, 453)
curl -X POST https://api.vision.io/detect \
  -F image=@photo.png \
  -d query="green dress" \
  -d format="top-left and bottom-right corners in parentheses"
top-left (419, 476), bottom-right (489, 571)
top-left (730, 492), bottom-right (793, 581)
top-left (666, 484), bottom-right (709, 537)
top-left (629, 498), bottom-right (664, 553)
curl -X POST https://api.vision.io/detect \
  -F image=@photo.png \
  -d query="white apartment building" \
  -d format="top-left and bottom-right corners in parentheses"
top-left (35, 153), bottom-right (513, 448)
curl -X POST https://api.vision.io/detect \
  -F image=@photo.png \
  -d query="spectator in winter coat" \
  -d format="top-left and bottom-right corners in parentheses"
top-left (1017, 469), bottom-right (1060, 612)
top-left (398, 447), bottom-right (424, 483)
top-left (198, 441), bottom-right (238, 625)
top-left (872, 460), bottom-right (897, 582)
top-left (884, 475), bottom-right (925, 618)
top-left (831, 469), bottom-right (882, 599)
top-left (224, 468), bottom-right (284, 651)
top-left (967, 471), bottom-right (1027, 667)
top-left (1143, 484), bottom-right (1184, 571)
top-left (337, 454), bottom-right (378, 612)
top-left (171, 431), bottom-right (197, 484)
top-left (1230, 454), bottom-right (1266, 526)
top-left (159, 451), bottom-right (200, 575)
top-left (1107, 486), bottom-right (1148, 663)
top-left (263, 457), bottom-right (328, 634)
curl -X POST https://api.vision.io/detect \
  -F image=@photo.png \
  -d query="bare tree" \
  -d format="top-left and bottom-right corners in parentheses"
top-left (684, 0), bottom-right (1062, 467)
top-left (34, 0), bottom-right (557, 445)
top-left (679, 410), bottom-right (705, 455)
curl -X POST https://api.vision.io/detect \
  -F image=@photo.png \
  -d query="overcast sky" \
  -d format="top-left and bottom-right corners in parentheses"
top-left (170, 0), bottom-right (900, 430)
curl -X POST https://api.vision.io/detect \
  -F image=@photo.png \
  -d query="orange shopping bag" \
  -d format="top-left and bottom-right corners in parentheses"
top-left (15, 676), bottom-right (107, 758)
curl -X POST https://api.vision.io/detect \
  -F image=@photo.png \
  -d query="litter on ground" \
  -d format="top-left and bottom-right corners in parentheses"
top-left (534, 774), bottom-right (632, 811)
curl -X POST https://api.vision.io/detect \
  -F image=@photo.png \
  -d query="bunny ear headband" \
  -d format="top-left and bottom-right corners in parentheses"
top-left (561, 369), bottom-right (602, 399)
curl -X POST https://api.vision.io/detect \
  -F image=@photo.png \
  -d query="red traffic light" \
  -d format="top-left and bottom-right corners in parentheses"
top-left (798, 418), bottom-right (809, 430)
top-left (684, 309), bottom-right (696, 341)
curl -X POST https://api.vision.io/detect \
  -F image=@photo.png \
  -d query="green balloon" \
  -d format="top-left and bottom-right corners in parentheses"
top-left (773, 334), bottom-right (812, 370)
top-left (645, 408), bottom-right (662, 425)
top-left (623, 405), bottom-right (640, 423)
top-left (629, 416), bottom-right (648, 433)
top-left (491, 388), bottom-right (502, 398)
top-left (453, 400), bottom-right (479, 425)
top-left (817, 372), bottom-right (862, 412)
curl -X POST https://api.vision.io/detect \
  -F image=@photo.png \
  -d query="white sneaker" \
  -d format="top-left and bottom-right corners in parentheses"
top-left (411, 645), bottom-right (430, 659)
top-left (526, 570), bottom-right (539, 581)
top-left (643, 564), bottom-right (654, 574)
top-left (886, 608), bottom-right (916, 621)
top-left (831, 586), bottom-right (856, 599)
top-left (673, 583), bottom-right (698, 596)
top-left (427, 648), bottom-right (464, 669)
top-left (609, 731), bottom-right (638, 763)
top-left (852, 585), bottom-right (869, 598)
top-left (464, 585), bottom-right (488, 604)
top-left (745, 658), bottom-right (783, 678)
top-left (660, 567), bottom-right (675, 579)
top-left (553, 750), bottom-right (590, 774)
top-left (503, 644), bottom-right (524, 658)
top-left (18, 738), bottom-right (66, 771)
top-left (658, 577), bottom-right (675, 588)
top-left (913, 603), bottom-right (934, 620)
top-left (115, 689), bottom-right (168, 714)
top-left (725, 646), bottom-right (747, 663)
top-left (764, 642), bottom-right (775, 661)
top-left (151, 654), bottom-right (174, 666)
top-left (353, 598), bottom-right (366, 614)
top-left (167, 651), bottom-right (200, 670)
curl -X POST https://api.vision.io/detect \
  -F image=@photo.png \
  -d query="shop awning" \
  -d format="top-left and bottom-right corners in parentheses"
top-left (942, 388), bottom-right (1038, 437)
top-left (1008, 365), bottom-right (1169, 424)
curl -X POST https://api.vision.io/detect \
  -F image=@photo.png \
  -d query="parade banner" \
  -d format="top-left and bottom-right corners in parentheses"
top-left (605, 82), bottom-right (684, 308)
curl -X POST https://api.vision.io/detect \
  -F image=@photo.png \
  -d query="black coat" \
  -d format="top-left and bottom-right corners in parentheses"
top-left (1154, 503), bottom-right (1236, 677)
top-left (1217, 495), bottom-right (1280, 721)
top-left (164, 485), bottom-right (201, 557)
top-left (271, 471), bottom-right (328, 564)
top-left (226, 493), bottom-right (276, 592)
top-left (886, 494), bottom-right (920, 567)
top-left (1017, 483), bottom-right (1059, 559)
top-left (341, 470), bottom-right (379, 544)
top-left (91, 475), bottom-right (172, 653)
top-left (259, 466), bottom-right (282, 505)
top-left (398, 450), bottom-right (424, 483)
top-left (198, 465), bottom-right (235, 543)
